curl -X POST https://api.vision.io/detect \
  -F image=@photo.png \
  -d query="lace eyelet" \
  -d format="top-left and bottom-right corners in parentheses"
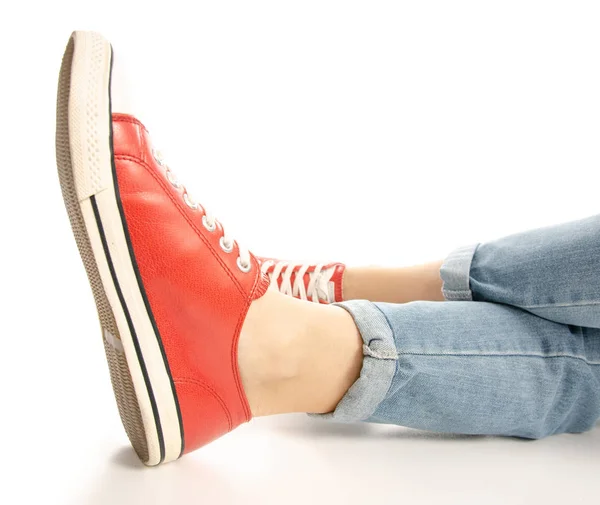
top-left (220, 236), bottom-right (234, 253)
top-left (148, 148), bottom-right (250, 271)
top-left (166, 170), bottom-right (181, 188)
top-left (237, 257), bottom-right (251, 273)
top-left (202, 215), bottom-right (216, 232)
top-left (151, 148), bottom-right (164, 165)
top-left (183, 193), bottom-right (198, 210)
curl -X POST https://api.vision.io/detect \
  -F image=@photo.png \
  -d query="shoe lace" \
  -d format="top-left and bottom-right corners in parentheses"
top-left (152, 149), bottom-right (251, 273)
top-left (260, 260), bottom-right (335, 303)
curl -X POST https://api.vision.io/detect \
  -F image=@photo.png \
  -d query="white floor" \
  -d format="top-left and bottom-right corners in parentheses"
top-left (3, 2), bottom-right (600, 504)
top-left (31, 408), bottom-right (600, 505)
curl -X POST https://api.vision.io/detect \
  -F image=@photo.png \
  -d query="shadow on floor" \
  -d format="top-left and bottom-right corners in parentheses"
top-left (267, 414), bottom-right (499, 442)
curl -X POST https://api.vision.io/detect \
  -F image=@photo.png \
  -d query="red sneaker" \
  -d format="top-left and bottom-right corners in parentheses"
top-left (259, 258), bottom-right (345, 304)
top-left (56, 31), bottom-right (268, 465)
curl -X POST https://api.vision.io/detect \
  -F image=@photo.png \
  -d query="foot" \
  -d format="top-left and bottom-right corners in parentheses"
top-left (56, 31), bottom-right (269, 465)
top-left (259, 258), bottom-right (345, 303)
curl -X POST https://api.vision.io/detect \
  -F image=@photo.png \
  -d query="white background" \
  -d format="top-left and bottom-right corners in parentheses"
top-left (1, 1), bottom-right (600, 504)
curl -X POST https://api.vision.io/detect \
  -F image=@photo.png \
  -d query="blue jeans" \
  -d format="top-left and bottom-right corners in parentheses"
top-left (317, 215), bottom-right (600, 439)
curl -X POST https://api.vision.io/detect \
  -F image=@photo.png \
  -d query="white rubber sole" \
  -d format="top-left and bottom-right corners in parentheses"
top-left (55, 31), bottom-right (183, 466)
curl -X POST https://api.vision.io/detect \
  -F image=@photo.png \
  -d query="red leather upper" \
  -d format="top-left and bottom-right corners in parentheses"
top-left (112, 113), bottom-right (268, 453)
top-left (330, 263), bottom-right (345, 303)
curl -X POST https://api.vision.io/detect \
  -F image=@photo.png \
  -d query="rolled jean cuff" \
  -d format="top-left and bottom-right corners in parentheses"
top-left (309, 300), bottom-right (398, 422)
top-left (440, 243), bottom-right (480, 301)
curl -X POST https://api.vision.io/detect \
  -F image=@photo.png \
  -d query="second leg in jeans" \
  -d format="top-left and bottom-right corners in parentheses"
top-left (441, 214), bottom-right (600, 327)
top-left (314, 300), bottom-right (600, 439)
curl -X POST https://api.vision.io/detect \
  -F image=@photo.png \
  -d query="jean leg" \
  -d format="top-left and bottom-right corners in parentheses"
top-left (313, 300), bottom-right (600, 439)
top-left (440, 215), bottom-right (600, 328)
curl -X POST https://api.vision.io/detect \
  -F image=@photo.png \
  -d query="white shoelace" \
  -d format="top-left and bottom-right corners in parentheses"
top-left (260, 260), bottom-right (336, 303)
top-left (152, 149), bottom-right (252, 273)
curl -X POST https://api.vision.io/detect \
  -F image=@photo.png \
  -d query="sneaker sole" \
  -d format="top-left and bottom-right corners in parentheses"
top-left (55, 31), bottom-right (183, 466)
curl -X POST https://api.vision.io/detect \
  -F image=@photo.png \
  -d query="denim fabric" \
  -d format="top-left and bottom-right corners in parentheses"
top-left (461, 214), bottom-right (600, 328)
top-left (316, 215), bottom-right (600, 439)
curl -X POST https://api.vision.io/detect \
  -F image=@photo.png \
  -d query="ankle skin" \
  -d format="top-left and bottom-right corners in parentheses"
top-left (238, 290), bottom-right (363, 417)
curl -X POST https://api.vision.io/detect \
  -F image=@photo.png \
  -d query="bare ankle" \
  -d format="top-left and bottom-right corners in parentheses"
top-left (343, 261), bottom-right (444, 303)
top-left (238, 290), bottom-right (306, 416)
top-left (238, 290), bottom-right (363, 417)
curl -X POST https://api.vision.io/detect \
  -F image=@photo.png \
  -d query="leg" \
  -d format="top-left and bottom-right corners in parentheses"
top-left (441, 214), bottom-right (600, 328)
top-left (343, 261), bottom-right (445, 303)
top-left (239, 290), bottom-right (363, 416)
top-left (240, 291), bottom-right (600, 438)
top-left (343, 215), bottom-right (600, 328)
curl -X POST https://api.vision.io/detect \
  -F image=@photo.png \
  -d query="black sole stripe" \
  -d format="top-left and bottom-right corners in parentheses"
top-left (90, 196), bottom-right (166, 462)
top-left (107, 46), bottom-right (184, 459)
